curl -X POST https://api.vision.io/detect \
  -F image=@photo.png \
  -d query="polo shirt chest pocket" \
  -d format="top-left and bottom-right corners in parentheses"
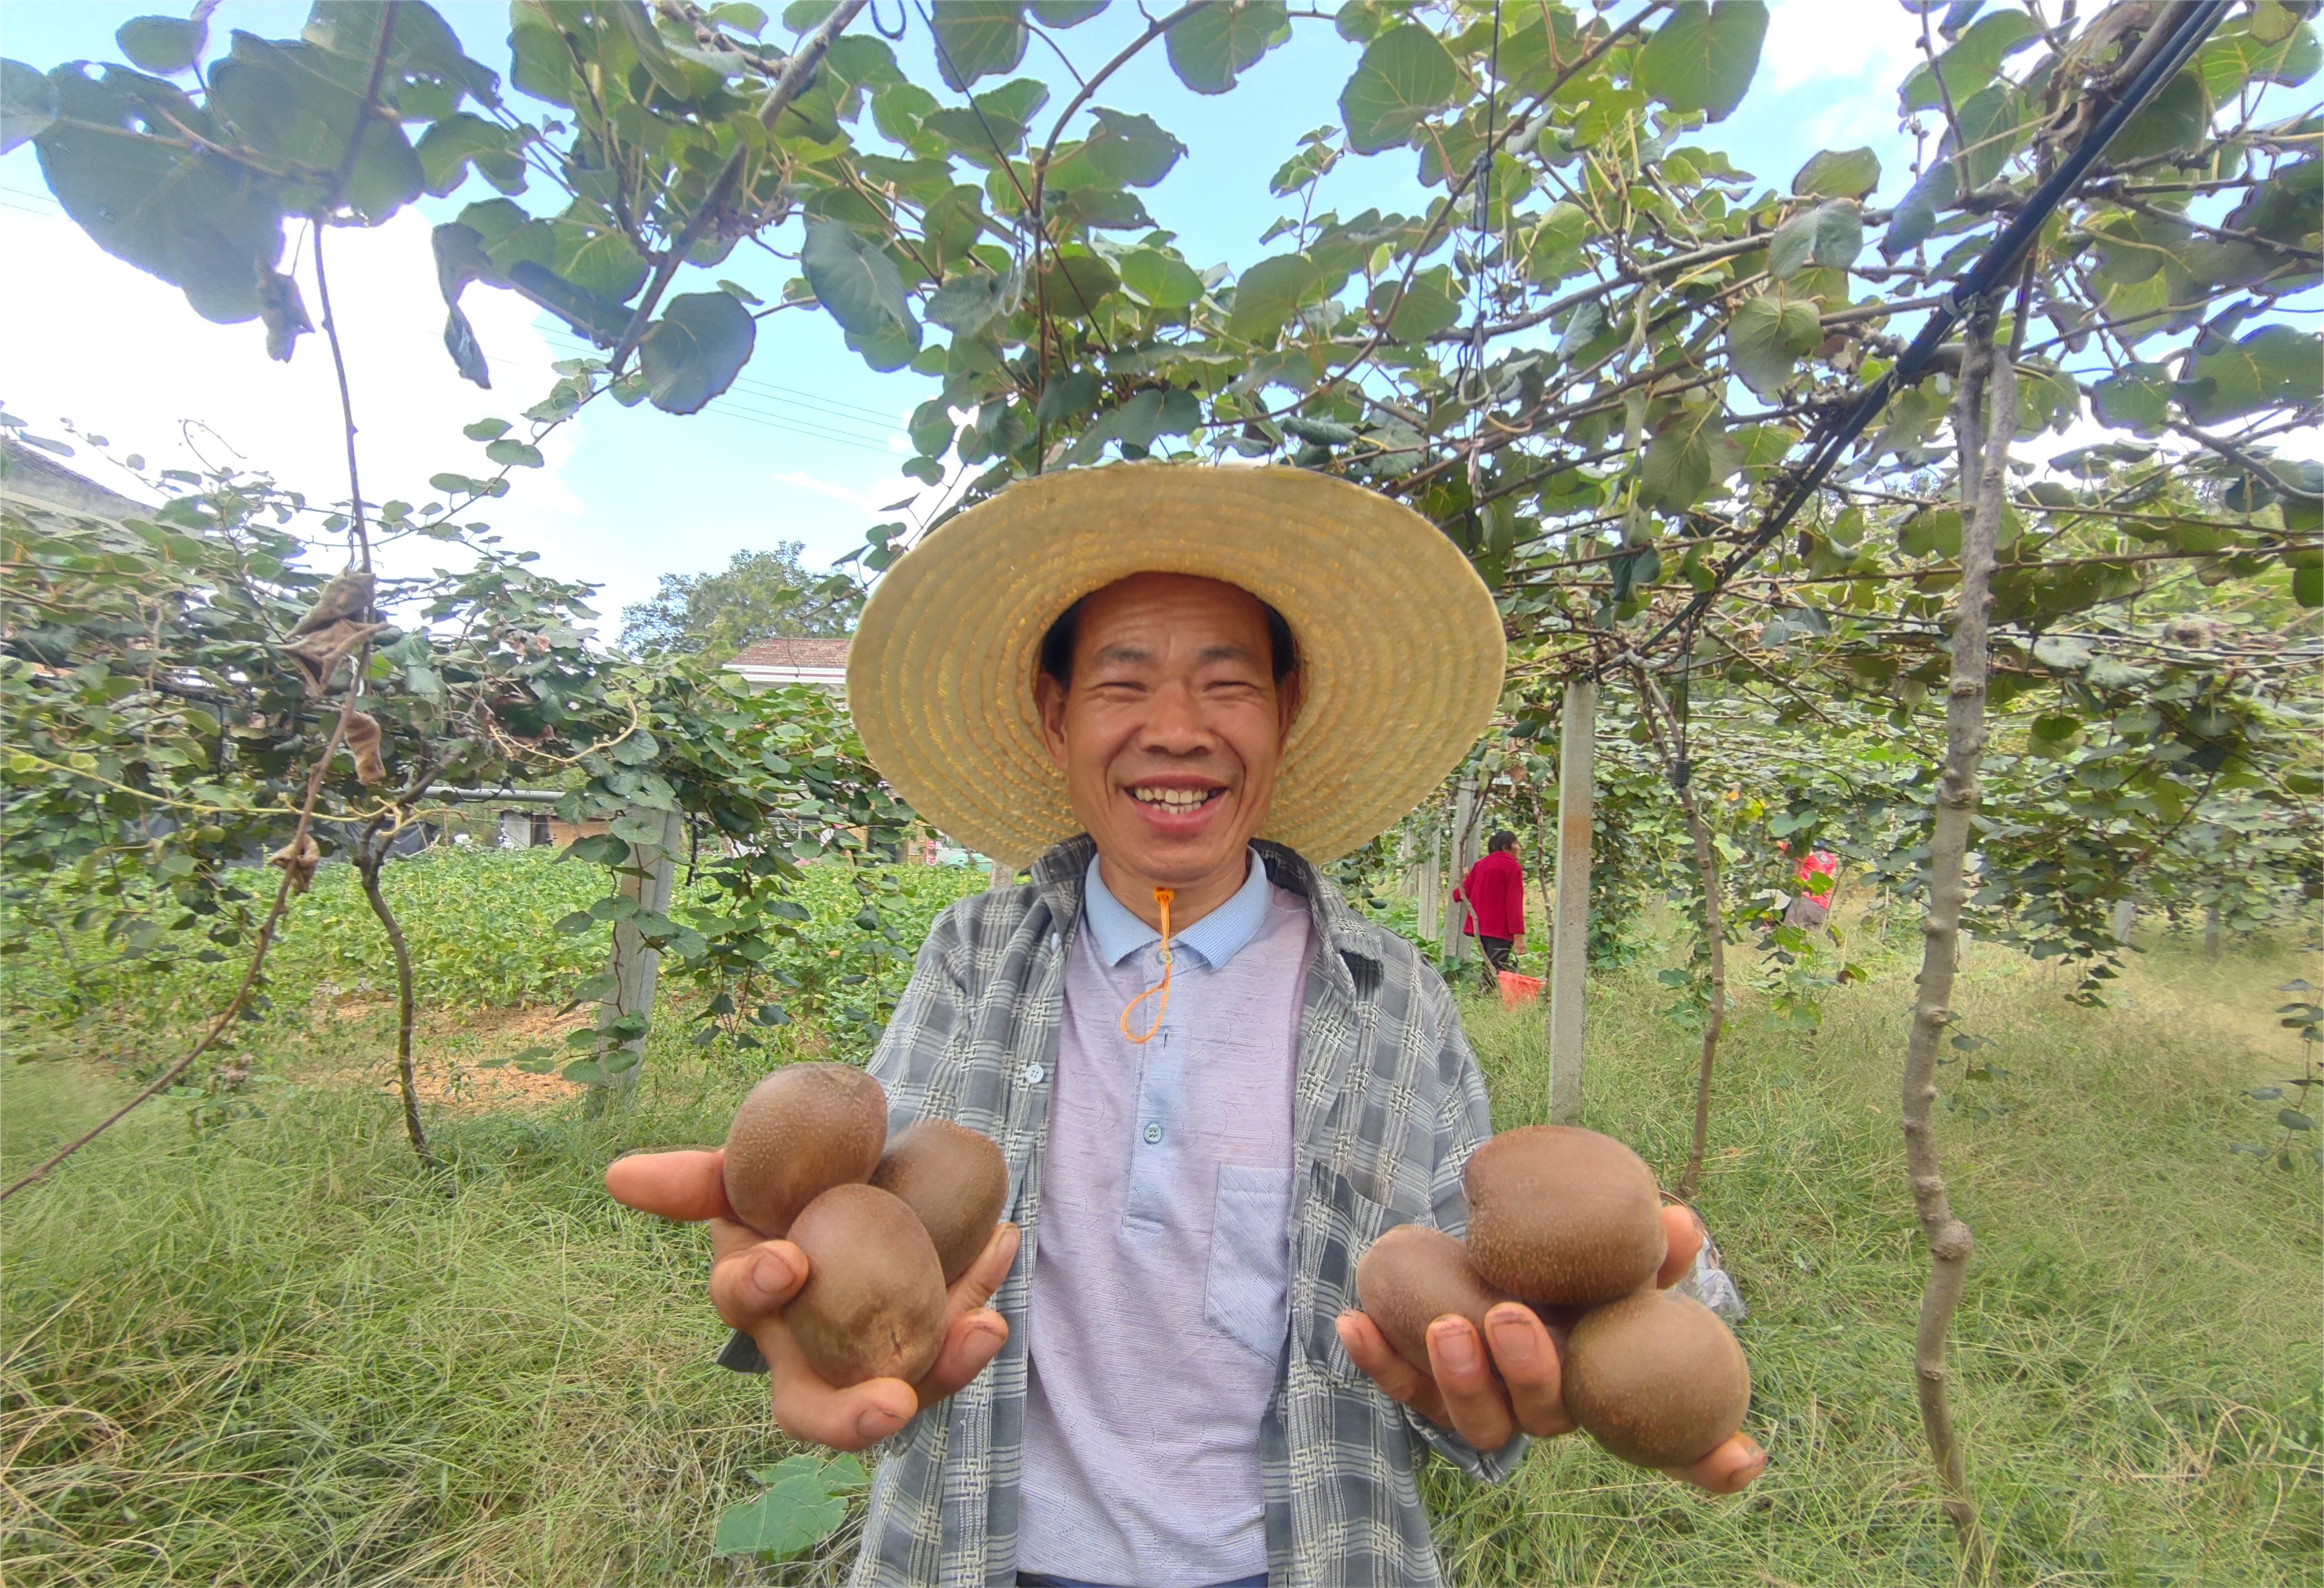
top-left (1295, 1164), bottom-right (1430, 1387)
top-left (1203, 1164), bottom-right (1295, 1361)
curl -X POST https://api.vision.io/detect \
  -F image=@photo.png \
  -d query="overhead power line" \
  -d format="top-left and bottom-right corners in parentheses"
top-left (534, 331), bottom-right (906, 455)
top-left (542, 329), bottom-right (908, 431)
top-left (704, 402), bottom-right (901, 456)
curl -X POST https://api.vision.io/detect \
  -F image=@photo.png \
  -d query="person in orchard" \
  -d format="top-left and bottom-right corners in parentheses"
top-left (1785, 842), bottom-right (1841, 932)
top-left (608, 467), bottom-right (1765, 1588)
top-left (1453, 829), bottom-right (1527, 990)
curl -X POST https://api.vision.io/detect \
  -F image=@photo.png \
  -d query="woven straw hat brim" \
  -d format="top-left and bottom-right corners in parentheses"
top-left (846, 463), bottom-right (1506, 867)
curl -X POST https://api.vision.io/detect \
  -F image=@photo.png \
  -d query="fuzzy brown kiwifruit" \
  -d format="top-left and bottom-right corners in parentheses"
top-left (1561, 1287), bottom-right (1750, 1468)
top-left (1462, 1125), bottom-right (1667, 1306)
top-left (785, 1183), bottom-right (948, 1388)
top-left (721, 1064), bottom-right (887, 1238)
top-left (870, 1120), bottom-right (1008, 1284)
top-left (1354, 1223), bottom-right (1513, 1376)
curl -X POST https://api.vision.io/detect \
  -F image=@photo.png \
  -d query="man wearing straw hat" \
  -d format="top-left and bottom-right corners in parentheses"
top-left (609, 466), bottom-right (1764, 1587)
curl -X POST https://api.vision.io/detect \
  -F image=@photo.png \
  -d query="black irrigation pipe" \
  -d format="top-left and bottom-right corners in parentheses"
top-left (1627, 0), bottom-right (2229, 669)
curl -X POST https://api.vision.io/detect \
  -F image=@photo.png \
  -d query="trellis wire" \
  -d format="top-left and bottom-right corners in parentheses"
top-left (1629, 0), bottom-right (2231, 667)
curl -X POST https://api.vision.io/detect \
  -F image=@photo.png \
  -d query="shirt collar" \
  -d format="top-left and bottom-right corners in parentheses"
top-left (1032, 836), bottom-right (1388, 999)
top-left (1080, 847), bottom-right (1272, 970)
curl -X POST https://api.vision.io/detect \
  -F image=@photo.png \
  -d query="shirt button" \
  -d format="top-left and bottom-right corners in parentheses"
top-left (1023, 1062), bottom-right (1045, 1086)
top-left (1143, 1122), bottom-right (1164, 1145)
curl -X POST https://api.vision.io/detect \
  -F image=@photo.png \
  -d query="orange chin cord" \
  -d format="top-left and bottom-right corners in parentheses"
top-left (1118, 887), bottom-right (1175, 1044)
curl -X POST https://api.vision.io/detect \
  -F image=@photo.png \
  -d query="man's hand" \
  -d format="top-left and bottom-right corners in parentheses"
top-left (606, 1148), bottom-right (1019, 1452)
top-left (1335, 1202), bottom-right (1767, 1495)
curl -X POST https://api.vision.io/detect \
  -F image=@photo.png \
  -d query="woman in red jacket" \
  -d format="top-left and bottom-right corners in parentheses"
top-left (1454, 830), bottom-right (1525, 988)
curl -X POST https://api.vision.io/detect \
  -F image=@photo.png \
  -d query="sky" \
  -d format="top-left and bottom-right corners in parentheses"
top-left (0, 1), bottom-right (1937, 631)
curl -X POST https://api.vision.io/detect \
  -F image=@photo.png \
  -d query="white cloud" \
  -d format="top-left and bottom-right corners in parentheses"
top-left (894, 460), bottom-right (982, 542)
top-left (1758, 0), bottom-right (1931, 167)
top-left (1, 203), bottom-right (577, 584)
top-left (2018, 403), bottom-right (2324, 479)
top-left (1762, 0), bottom-right (1927, 97)
top-left (771, 456), bottom-right (980, 552)
top-left (771, 470), bottom-right (895, 511)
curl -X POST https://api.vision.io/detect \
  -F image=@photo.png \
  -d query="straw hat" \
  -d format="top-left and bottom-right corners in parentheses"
top-left (845, 463), bottom-right (1506, 867)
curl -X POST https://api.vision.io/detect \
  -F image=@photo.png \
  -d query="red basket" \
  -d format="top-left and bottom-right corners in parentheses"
top-left (1497, 970), bottom-right (1543, 1010)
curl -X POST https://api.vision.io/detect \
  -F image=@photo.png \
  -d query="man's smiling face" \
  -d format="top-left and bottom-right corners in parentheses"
top-left (1034, 572), bottom-right (1299, 908)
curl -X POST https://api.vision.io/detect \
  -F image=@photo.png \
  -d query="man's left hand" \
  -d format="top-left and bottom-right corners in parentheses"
top-left (1335, 1204), bottom-right (1767, 1494)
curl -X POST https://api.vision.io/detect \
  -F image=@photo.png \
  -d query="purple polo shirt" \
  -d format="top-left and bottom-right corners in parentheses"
top-left (1016, 851), bottom-right (1312, 1587)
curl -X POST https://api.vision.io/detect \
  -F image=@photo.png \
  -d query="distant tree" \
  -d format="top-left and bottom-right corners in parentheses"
top-left (620, 544), bottom-right (860, 658)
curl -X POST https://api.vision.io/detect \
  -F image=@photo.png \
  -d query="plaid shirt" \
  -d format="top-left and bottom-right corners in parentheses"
top-left (849, 836), bottom-right (1524, 1588)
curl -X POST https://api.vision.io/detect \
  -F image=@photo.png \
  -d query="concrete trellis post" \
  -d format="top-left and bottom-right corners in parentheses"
top-left (1547, 680), bottom-right (1596, 1123)
top-left (1441, 776), bottom-right (1480, 967)
top-left (587, 803), bottom-right (683, 1115)
top-left (1414, 817), bottom-right (1443, 943)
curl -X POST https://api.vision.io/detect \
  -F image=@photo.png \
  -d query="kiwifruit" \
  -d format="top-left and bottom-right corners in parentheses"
top-left (785, 1183), bottom-right (949, 1388)
top-left (1530, 1301), bottom-right (1588, 1335)
top-left (1561, 1287), bottom-right (1750, 1468)
top-left (722, 1064), bottom-right (888, 1238)
top-left (1462, 1125), bottom-right (1667, 1306)
top-left (870, 1120), bottom-right (1008, 1285)
top-left (1354, 1223), bottom-right (1513, 1376)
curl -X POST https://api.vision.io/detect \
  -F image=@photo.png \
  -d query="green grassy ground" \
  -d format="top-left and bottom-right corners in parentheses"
top-left (3, 912), bottom-right (2317, 1585)
top-left (3, 847), bottom-right (988, 1025)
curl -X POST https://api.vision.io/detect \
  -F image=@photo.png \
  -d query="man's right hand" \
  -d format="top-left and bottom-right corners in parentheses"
top-left (606, 1148), bottom-right (1020, 1452)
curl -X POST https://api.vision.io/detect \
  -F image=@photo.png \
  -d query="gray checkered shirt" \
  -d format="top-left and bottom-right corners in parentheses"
top-left (851, 837), bottom-right (1525, 1588)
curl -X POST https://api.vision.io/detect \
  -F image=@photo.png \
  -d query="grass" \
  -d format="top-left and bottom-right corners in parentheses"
top-left (1430, 924), bottom-right (2323, 1586)
top-left (3, 901), bottom-right (2318, 1586)
top-left (2, 1020), bottom-right (783, 1586)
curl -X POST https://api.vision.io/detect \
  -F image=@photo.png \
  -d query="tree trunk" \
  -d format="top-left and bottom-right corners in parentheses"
top-left (1634, 668), bottom-right (1724, 1202)
top-left (1900, 307), bottom-right (2016, 1575)
top-left (357, 846), bottom-right (432, 1168)
top-left (1547, 680), bottom-right (1596, 1123)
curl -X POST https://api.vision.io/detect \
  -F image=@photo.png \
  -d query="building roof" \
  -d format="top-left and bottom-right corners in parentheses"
top-left (0, 435), bottom-right (154, 523)
top-left (723, 634), bottom-right (851, 692)
top-left (727, 636), bottom-right (851, 670)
